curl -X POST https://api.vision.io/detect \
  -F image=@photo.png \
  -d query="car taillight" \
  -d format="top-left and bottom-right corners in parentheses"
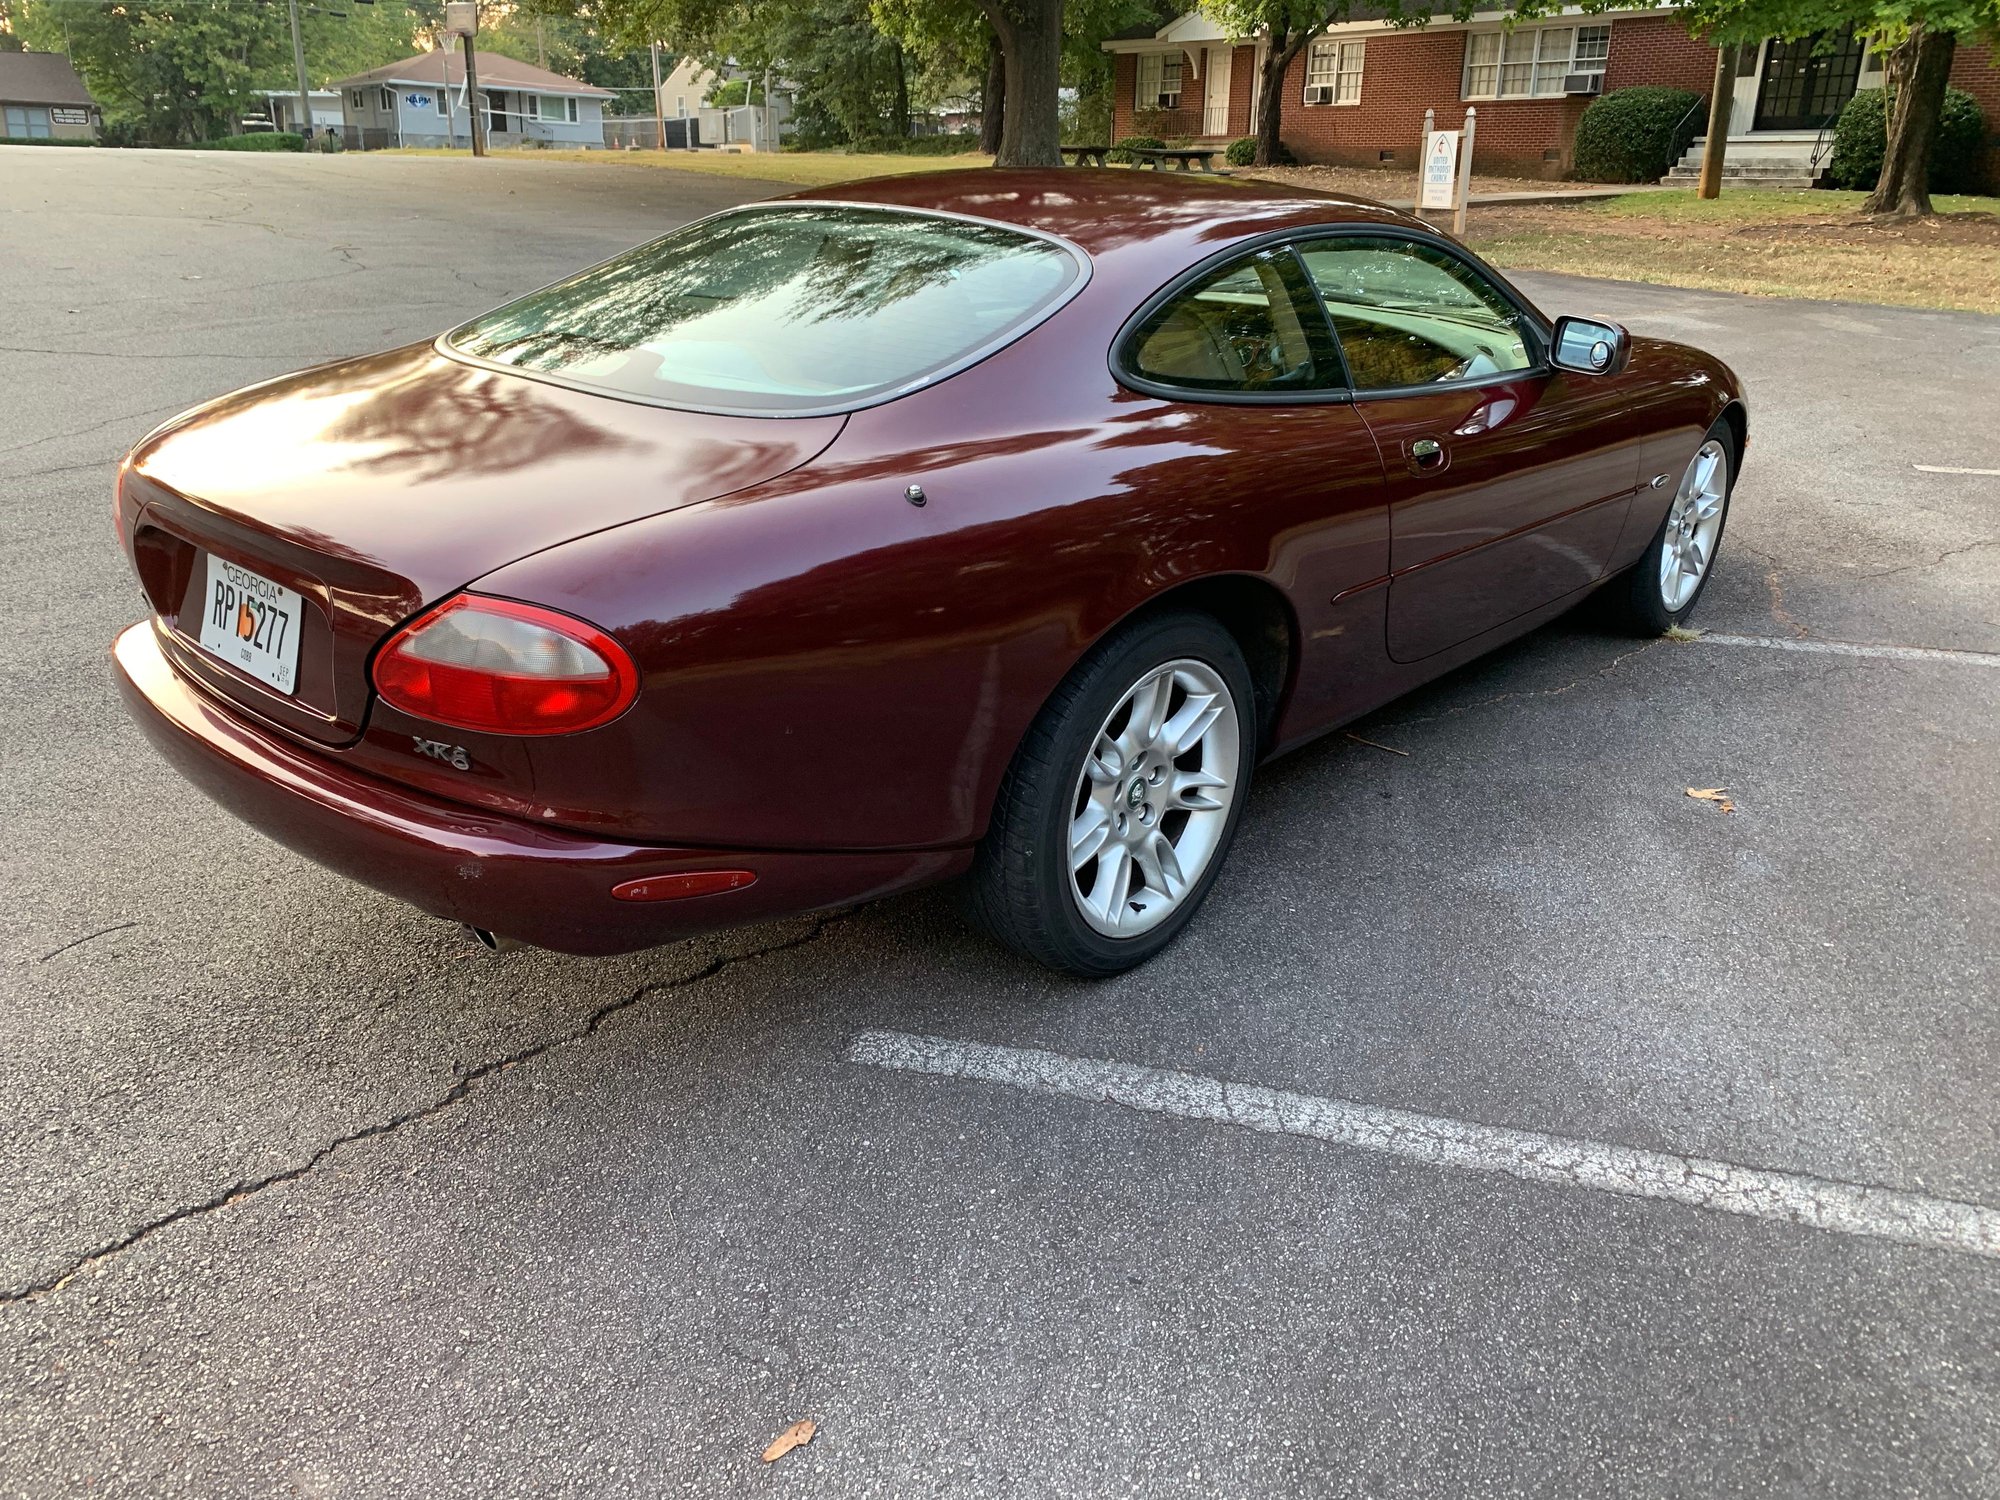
top-left (373, 595), bottom-right (638, 736)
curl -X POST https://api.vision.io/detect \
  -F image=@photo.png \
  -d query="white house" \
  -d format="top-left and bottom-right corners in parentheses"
top-left (331, 50), bottom-right (613, 150)
top-left (657, 55), bottom-right (795, 151)
top-left (257, 88), bottom-right (343, 138)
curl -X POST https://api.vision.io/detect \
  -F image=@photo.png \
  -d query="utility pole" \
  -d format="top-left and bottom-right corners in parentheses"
top-left (1697, 42), bottom-right (1734, 199)
top-left (462, 31), bottom-right (486, 156)
top-left (444, 2), bottom-right (484, 156)
top-left (286, 0), bottom-right (311, 140)
top-left (651, 41), bottom-right (667, 151)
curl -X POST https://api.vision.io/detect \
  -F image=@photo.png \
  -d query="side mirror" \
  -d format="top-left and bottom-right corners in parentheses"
top-left (1550, 315), bottom-right (1631, 376)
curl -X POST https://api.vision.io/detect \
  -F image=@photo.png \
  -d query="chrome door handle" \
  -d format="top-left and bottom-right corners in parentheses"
top-left (1407, 437), bottom-right (1446, 473)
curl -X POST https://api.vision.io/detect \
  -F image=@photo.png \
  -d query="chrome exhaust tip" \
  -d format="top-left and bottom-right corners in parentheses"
top-left (462, 924), bottom-right (525, 953)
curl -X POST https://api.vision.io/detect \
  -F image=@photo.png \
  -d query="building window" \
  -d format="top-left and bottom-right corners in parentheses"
top-left (1136, 52), bottom-right (1184, 109)
top-left (5, 104), bottom-right (53, 138)
top-left (348, 89), bottom-right (364, 109)
top-left (1463, 23), bottom-right (1609, 99)
top-left (1304, 39), bottom-right (1365, 104)
top-left (436, 89), bottom-right (448, 116)
top-left (536, 94), bottom-right (579, 123)
top-left (380, 86), bottom-right (395, 112)
top-left (568, 96), bottom-right (580, 123)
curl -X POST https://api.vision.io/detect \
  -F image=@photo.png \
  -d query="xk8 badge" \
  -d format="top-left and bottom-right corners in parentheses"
top-left (411, 736), bottom-right (471, 771)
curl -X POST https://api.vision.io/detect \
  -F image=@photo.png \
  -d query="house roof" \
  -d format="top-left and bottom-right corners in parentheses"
top-left (330, 49), bottom-right (613, 97)
top-left (0, 51), bottom-right (97, 108)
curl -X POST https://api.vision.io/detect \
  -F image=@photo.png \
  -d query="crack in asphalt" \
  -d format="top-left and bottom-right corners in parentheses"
top-left (0, 344), bottom-right (324, 363)
top-left (1732, 540), bottom-right (1810, 638)
top-left (0, 400), bottom-right (187, 463)
top-left (37, 923), bottom-right (139, 963)
top-left (1851, 536), bottom-right (2000, 581)
top-left (1373, 638), bottom-right (1666, 731)
top-left (1, 455), bottom-right (122, 486)
top-left (0, 915), bottom-right (846, 1307)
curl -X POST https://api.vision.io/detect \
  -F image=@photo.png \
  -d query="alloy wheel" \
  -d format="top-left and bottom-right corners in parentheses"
top-left (1660, 438), bottom-right (1729, 612)
top-left (1066, 658), bottom-right (1241, 938)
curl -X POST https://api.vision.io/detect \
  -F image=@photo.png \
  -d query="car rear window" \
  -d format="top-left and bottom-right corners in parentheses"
top-left (443, 204), bottom-right (1086, 415)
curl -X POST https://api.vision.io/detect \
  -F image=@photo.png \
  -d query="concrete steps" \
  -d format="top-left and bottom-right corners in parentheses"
top-left (1664, 133), bottom-right (1827, 190)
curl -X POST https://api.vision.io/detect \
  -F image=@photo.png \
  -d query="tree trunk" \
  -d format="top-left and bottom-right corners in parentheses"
top-left (1695, 42), bottom-right (1734, 198)
top-left (1864, 26), bottom-right (1956, 217)
top-left (979, 30), bottom-right (1005, 155)
top-left (977, 0), bottom-right (1062, 167)
top-left (1257, 24), bottom-right (1312, 167)
top-left (889, 40), bottom-right (910, 140)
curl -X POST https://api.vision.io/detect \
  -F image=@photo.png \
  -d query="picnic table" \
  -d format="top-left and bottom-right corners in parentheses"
top-left (1127, 145), bottom-right (1227, 174)
top-left (1059, 144), bottom-right (1111, 167)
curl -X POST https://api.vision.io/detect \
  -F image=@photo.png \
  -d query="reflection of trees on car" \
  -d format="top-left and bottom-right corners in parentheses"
top-left (449, 206), bottom-right (1074, 407)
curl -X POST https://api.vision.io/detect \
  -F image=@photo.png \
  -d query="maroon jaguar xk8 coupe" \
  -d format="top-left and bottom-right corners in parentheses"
top-left (113, 171), bottom-right (1744, 975)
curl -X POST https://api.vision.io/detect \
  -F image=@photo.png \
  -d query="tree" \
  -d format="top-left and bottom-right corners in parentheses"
top-left (1513, 0), bottom-right (2000, 217)
top-left (538, 0), bottom-right (1153, 165)
top-left (14, 0), bottom-right (431, 141)
top-left (1203, 2), bottom-right (1441, 167)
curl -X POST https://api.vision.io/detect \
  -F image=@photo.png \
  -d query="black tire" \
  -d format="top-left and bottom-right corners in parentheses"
top-left (969, 611), bottom-right (1258, 978)
top-left (1606, 418), bottom-right (1738, 636)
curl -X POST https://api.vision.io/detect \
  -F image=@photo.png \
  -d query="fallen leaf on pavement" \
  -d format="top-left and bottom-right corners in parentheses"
top-left (1686, 787), bottom-right (1735, 814)
top-left (762, 1420), bottom-right (816, 1463)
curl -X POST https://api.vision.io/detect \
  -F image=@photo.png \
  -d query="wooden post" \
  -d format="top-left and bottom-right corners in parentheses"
top-left (1697, 43), bottom-right (1733, 199)
top-left (651, 42), bottom-right (667, 151)
top-left (461, 33), bottom-right (486, 156)
top-left (1420, 107), bottom-right (1434, 206)
top-left (1453, 106), bottom-right (1476, 238)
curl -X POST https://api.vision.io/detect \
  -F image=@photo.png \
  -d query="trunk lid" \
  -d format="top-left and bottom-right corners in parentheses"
top-left (126, 343), bottom-right (843, 745)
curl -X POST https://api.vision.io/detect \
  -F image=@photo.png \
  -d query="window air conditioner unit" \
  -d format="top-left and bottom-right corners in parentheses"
top-left (1303, 84), bottom-right (1336, 105)
top-left (1564, 72), bottom-right (1604, 95)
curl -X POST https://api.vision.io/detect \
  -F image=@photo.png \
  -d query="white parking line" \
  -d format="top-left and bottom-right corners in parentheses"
top-left (1695, 633), bottom-right (2000, 669)
top-left (848, 1030), bottom-right (2000, 1262)
top-left (1913, 465), bottom-right (2000, 476)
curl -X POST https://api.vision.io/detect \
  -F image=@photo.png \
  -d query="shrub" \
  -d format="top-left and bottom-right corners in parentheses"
top-left (1572, 86), bottom-right (1704, 183)
top-left (845, 132), bottom-right (982, 156)
top-left (0, 135), bottom-right (97, 146)
top-left (1107, 134), bottom-right (1164, 164)
top-left (1826, 86), bottom-right (1988, 194)
top-left (186, 132), bottom-right (306, 152)
top-left (1224, 136), bottom-right (1297, 167)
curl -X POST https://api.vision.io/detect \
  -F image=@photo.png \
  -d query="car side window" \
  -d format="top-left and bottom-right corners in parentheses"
top-left (1127, 252), bottom-right (1319, 394)
top-left (1297, 237), bottom-right (1535, 391)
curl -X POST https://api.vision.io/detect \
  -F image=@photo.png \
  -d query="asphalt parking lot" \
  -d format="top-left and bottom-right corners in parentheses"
top-left (2, 147), bottom-right (1996, 1497)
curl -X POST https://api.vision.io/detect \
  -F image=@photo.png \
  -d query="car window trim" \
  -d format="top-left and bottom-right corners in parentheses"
top-left (1111, 244), bottom-right (1355, 408)
top-left (435, 199), bottom-right (1095, 420)
top-left (1288, 224), bottom-right (1554, 400)
top-left (1113, 222), bottom-right (1555, 407)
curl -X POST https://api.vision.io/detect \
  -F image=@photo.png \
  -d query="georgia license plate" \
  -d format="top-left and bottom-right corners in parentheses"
top-left (196, 553), bottom-right (302, 695)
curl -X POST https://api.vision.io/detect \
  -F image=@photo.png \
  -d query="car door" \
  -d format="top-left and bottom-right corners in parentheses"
top-left (1116, 244), bottom-right (1393, 741)
top-left (1294, 233), bottom-right (1646, 664)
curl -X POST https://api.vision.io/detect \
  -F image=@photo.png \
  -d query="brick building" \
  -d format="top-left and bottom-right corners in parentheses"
top-left (1104, 7), bottom-right (1999, 186)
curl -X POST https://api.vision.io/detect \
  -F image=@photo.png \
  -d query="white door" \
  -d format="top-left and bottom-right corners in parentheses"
top-left (1727, 41), bottom-right (1763, 136)
top-left (1203, 46), bottom-right (1232, 137)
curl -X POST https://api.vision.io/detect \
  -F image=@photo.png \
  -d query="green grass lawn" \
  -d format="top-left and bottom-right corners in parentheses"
top-left (1578, 187), bottom-right (2000, 222)
top-left (383, 145), bottom-right (992, 186)
top-left (1466, 188), bottom-right (2000, 314)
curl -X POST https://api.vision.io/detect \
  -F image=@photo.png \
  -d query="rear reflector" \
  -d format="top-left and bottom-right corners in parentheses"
top-left (612, 870), bottom-right (758, 903)
top-left (373, 594), bottom-right (637, 736)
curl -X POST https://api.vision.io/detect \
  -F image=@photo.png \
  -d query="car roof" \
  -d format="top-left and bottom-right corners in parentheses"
top-left (780, 169), bottom-right (1428, 265)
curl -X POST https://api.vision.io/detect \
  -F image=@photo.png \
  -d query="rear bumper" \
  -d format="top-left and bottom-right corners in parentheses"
top-left (112, 622), bottom-right (969, 955)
